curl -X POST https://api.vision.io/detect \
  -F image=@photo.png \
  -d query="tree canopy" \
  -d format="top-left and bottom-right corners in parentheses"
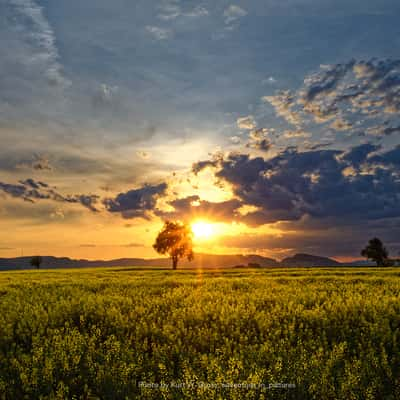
top-left (361, 238), bottom-right (389, 267)
top-left (153, 221), bottom-right (194, 270)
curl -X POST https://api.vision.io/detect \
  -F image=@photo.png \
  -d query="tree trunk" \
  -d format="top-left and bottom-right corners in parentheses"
top-left (172, 256), bottom-right (178, 270)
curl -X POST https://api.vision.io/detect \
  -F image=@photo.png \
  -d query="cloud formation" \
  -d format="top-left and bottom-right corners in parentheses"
top-left (237, 115), bottom-right (256, 130)
top-left (0, 0), bottom-right (70, 128)
top-left (103, 183), bottom-right (168, 219)
top-left (193, 144), bottom-right (400, 226)
top-left (0, 179), bottom-right (99, 211)
top-left (7, 0), bottom-right (69, 88)
top-left (157, 195), bottom-right (242, 223)
top-left (263, 59), bottom-right (400, 140)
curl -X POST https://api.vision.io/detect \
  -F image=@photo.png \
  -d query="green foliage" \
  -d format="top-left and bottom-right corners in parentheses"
top-left (361, 238), bottom-right (389, 267)
top-left (153, 221), bottom-right (194, 269)
top-left (0, 267), bottom-right (400, 399)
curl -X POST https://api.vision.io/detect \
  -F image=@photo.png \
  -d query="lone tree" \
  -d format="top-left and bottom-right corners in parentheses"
top-left (30, 256), bottom-right (43, 269)
top-left (361, 238), bottom-right (389, 267)
top-left (153, 221), bottom-right (194, 270)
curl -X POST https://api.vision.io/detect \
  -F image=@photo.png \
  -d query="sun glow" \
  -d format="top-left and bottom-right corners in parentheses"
top-left (191, 221), bottom-right (215, 240)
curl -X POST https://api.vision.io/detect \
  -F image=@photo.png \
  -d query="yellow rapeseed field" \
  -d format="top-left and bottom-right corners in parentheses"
top-left (0, 267), bottom-right (399, 399)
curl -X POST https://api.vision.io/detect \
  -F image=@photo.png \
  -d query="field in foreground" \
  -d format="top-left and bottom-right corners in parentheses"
top-left (0, 267), bottom-right (399, 399)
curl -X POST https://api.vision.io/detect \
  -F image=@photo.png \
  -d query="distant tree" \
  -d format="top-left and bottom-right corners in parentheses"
top-left (153, 221), bottom-right (194, 270)
top-left (30, 256), bottom-right (43, 269)
top-left (361, 238), bottom-right (389, 267)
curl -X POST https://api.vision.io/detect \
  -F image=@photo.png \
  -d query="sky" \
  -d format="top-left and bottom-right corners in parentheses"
top-left (0, 0), bottom-right (400, 261)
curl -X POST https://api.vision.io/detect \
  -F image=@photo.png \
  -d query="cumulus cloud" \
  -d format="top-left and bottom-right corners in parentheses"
top-left (246, 128), bottom-right (272, 152)
top-left (103, 183), bottom-right (168, 219)
top-left (0, 179), bottom-right (99, 211)
top-left (237, 115), bottom-right (256, 130)
top-left (193, 144), bottom-right (400, 226)
top-left (223, 5), bottom-right (247, 24)
top-left (156, 195), bottom-right (242, 223)
top-left (262, 91), bottom-right (303, 126)
top-left (263, 58), bottom-right (400, 139)
top-left (247, 139), bottom-right (271, 152)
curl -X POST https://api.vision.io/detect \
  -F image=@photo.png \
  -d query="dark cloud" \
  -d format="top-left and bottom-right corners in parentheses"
top-left (70, 195), bottom-right (99, 212)
top-left (103, 183), bottom-right (168, 219)
top-left (0, 182), bottom-right (31, 202)
top-left (383, 126), bottom-right (400, 136)
top-left (341, 143), bottom-right (380, 168)
top-left (193, 144), bottom-right (400, 226)
top-left (157, 195), bottom-right (242, 223)
top-left (251, 139), bottom-right (271, 151)
top-left (19, 179), bottom-right (49, 189)
top-left (370, 145), bottom-right (400, 167)
top-left (304, 61), bottom-right (355, 103)
top-left (0, 179), bottom-right (99, 211)
top-left (191, 160), bottom-right (218, 175)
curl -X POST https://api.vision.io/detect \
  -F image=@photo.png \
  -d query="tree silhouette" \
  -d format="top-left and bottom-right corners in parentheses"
top-left (153, 221), bottom-right (194, 270)
top-left (361, 238), bottom-right (389, 267)
top-left (30, 256), bottom-right (43, 269)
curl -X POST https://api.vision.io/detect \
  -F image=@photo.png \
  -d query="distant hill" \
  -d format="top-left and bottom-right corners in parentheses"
top-left (0, 253), bottom-right (279, 271)
top-left (0, 252), bottom-right (355, 271)
top-left (280, 253), bottom-right (341, 267)
top-left (0, 256), bottom-right (148, 270)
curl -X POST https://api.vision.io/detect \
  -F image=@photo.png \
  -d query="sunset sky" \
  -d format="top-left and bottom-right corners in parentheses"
top-left (1, 0), bottom-right (400, 261)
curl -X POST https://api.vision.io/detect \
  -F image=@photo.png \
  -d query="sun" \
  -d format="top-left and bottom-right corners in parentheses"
top-left (191, 221), bottom-right (215, 240)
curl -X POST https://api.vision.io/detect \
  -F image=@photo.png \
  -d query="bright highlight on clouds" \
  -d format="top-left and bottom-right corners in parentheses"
top-left (237, 115), bottom-right (256, 130)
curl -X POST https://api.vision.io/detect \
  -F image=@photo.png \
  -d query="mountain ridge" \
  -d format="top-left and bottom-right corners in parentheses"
top-left (0, 252), bottom-right (354, 270)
